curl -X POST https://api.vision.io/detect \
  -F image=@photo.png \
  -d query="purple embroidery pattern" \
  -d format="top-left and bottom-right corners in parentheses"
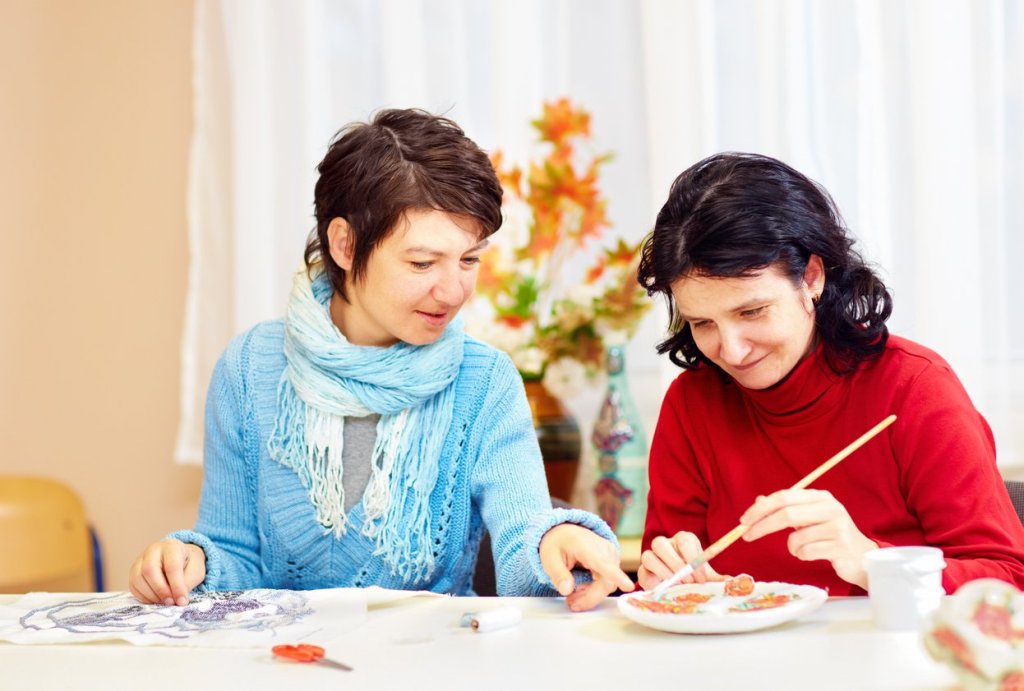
top-left (18, 590), bottom-right (313, 640)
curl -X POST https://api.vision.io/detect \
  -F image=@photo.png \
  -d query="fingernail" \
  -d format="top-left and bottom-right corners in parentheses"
top-left (176, 596), bottom-right (188, 607)
top-left (558, 578), bottom-right (574, 594)
top-left (163, 598), bottom-right (174, 606)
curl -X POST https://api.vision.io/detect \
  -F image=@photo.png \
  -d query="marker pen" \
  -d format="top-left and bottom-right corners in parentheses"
top-left (469, 606), bottom-right (522, 633)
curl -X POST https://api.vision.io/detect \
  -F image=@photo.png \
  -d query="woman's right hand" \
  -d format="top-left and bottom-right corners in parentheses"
top-left (636, 531), bottom-right (726, 590)
top-left (128, 539), bottom-right (207, 606)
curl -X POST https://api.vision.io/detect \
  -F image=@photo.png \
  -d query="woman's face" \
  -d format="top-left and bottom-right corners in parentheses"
top-left (328, 208), bottom-right (487, 347)
top-left (670, 257), bottom-right (824, 390)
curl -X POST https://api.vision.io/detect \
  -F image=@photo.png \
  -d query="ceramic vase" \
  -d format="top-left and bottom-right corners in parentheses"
top-left (591, 346), bottom-right (648, 536)
top-left (523, 380), bottom-right (581, 503)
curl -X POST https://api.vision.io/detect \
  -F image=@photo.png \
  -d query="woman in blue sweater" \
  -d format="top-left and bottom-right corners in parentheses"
top-left (128, 108), bottom-right (632, 612)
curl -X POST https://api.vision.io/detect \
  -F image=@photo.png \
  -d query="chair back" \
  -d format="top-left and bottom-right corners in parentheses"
top-left (1004, 479), bottom-right (1024, 527)
top-left (0, 475), bottom-right (97, 593)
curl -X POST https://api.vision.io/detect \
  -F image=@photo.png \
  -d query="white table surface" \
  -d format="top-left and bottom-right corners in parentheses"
top-left (0, 593), bottom-right (957, 691)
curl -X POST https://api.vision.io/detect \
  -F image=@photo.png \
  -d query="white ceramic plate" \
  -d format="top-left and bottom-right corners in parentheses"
top-left (617, 581), bottom-right (828, 634)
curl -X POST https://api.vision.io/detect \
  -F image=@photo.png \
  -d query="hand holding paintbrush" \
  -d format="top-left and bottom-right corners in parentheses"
top-left (647, 414), bottom-right (897, 599)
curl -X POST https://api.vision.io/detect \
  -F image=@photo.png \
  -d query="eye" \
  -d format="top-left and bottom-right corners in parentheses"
top-left (740, 306), bottom-right (767, 318)
top-left (461, 256), bottom-right (481, 267)
top-left (689, 320), bottom-right (711, 330)
top-left (410, 261), bottom-right (433, 270)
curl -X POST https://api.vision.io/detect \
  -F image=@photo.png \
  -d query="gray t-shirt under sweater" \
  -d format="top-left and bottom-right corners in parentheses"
top-left (342, 414), bottom-right (378, 511)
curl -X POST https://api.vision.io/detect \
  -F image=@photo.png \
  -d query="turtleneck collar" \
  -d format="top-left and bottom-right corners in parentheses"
top-left (732, 340), bottom-right (844, 423)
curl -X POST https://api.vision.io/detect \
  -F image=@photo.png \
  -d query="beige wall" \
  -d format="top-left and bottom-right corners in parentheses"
top-left (0, 0), bottom-right (200, 590)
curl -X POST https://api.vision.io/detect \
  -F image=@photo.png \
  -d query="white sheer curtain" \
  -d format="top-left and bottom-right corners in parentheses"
top-left (178, 0), bottom-right (1024, 487)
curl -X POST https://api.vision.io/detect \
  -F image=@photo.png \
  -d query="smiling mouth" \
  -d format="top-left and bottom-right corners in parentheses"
top-left (416, 310), bottom-right (448, 324)
top-left (731, 356), bottom-right (765, 372)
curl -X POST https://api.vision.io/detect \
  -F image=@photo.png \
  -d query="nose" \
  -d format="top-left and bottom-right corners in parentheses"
top-left (717, 325), bottom-right (752, 366)
top-left (432, 267), bottom-right (470, 307)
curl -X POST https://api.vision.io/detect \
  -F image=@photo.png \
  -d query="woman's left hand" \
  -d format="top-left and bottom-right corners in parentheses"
top-left (740, 488), bottom-right (878, 589)
top-left (538, 523), bottom-right (635, 611)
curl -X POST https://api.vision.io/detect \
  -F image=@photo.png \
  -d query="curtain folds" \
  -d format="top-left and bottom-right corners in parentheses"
top-left (178, 0), bottom-right (1024, 478)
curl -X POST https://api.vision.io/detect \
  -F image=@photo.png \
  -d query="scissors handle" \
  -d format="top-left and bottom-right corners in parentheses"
top-left (273, 643), bottom-right (324, 662)
top-left (272, 644), bottom-right (353, 671)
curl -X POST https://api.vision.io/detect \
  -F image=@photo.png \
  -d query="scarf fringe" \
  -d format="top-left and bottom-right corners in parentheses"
top-left (362, 408), bottom-right (408, 527)
top-left (304, 406), bottom-right (348, 537)
top-left (366, 404), bottom-right (444, 582)
top-left (268, 377), bottom-right (348, 537)
top-left (267, 267), bottom-right (462, 584)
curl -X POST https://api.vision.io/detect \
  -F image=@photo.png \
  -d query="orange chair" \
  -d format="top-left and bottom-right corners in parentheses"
top-left (0, 475), bottom-right (103, 593)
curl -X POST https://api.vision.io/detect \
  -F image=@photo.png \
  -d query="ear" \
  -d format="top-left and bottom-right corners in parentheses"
top-left (327, 217), bottom-right (355, 271)
top-left (802, 254), bottom-right (826, 306)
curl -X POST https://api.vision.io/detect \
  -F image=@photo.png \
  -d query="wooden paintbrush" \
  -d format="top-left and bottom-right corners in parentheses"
top-left (648, 414), bottom-right (898, 599)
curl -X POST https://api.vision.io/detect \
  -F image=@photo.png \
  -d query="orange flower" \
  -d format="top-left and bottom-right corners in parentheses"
top-left (472, 98), bottom-right (651, 384)
top-left (586, 259), bottom-right (607, 284)
top-left (497, 313), bottom-right (530, 329)
top-left (606, 237), bottom-right (641, 267)
top-left (475, 254), bottom-right (506, 298)
top-left (490, 151), bottom-right (523, 198)
top-left (532, 97), bottom-right (590, 145)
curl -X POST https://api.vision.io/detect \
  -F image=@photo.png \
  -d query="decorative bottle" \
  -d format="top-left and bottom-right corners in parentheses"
top-left (591, 345), bottom-right (648, 537)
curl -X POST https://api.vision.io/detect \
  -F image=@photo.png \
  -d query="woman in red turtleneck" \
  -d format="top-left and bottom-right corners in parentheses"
top-left (634, 153), bottom-right (1024, 596)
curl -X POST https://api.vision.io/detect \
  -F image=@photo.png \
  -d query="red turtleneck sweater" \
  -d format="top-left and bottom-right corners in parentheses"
top-left (644, 335), bottom-right (1024, 596)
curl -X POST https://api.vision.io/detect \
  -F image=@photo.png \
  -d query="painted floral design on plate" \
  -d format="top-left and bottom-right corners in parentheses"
top-left (617, 579), bottom-right (828, 634)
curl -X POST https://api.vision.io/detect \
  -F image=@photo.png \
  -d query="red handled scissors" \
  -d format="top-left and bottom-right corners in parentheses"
top-left (271, 644), bottom-right (353, 672)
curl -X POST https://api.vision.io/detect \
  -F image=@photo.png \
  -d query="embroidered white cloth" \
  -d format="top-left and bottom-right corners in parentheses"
top-left (0, 588), bottom-right (412, 647)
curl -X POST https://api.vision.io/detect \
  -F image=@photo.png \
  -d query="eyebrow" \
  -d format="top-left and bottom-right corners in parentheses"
top-left (403, 239), bottom-right (490, 256)
top-left (677, 297), bottom-right (771, 322)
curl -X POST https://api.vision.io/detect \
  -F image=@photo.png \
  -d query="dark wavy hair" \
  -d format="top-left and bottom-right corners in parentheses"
top-left (636, 152), bottom-right (892, 374)
top-left (305, 108), bottom-right (504, 299)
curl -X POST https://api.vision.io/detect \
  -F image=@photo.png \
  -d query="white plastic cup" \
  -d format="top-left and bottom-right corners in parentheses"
top-left (863, 546), bottom-right (946, 631)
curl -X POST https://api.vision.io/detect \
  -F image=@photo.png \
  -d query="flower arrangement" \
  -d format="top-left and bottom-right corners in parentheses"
top-left (469, 98), bottom-right (651, 399)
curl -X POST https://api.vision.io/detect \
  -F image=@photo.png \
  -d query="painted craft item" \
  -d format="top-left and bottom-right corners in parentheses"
top-left (627, 574), bottom-right (794, 615)
top-left (617, 578), bottom-right (828, 634)
top-left (591, 346), bottom-right (648, 536)
top-left (924, 578), bottom-right (1024, 691)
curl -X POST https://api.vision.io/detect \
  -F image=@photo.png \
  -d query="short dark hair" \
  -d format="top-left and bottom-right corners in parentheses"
top-left (305, 108), bottom-right (503, 299)
top-left (637, 152), bottom-right (892, 373)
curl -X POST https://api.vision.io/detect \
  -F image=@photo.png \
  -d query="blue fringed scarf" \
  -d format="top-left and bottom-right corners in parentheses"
top-left (267, 266), bottom-right (463, 583)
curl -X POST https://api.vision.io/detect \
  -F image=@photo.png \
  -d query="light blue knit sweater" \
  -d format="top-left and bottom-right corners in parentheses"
top-left (171, 321), bottom-right (616, 596)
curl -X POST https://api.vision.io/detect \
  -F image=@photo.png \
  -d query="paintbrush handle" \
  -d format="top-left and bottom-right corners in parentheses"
top-left (695, 522), bottom-right (752, 565)
top-left (648, 414), bottom-right (897, 599)
top-left (790, 414), bottom-right (897, 490)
